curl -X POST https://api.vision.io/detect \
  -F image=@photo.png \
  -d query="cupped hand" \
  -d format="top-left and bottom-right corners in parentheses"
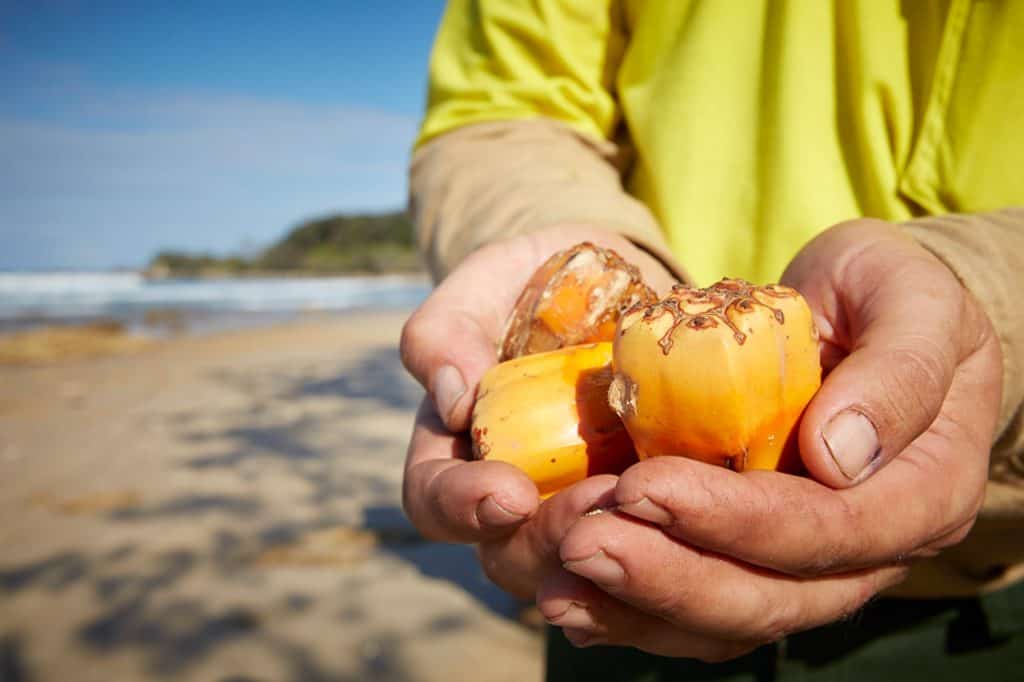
top-left (536, 219), bottom-right (1003, 659)
top-left (400, 226), bottom-right (676, 547)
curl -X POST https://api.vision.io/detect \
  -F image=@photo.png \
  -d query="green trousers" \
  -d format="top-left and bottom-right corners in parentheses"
top-left (546, 579), bottom-right (1024, 681)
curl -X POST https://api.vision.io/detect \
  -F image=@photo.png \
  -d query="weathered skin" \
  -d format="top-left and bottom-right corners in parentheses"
top-left (609, 279), bottom-right (821, 472)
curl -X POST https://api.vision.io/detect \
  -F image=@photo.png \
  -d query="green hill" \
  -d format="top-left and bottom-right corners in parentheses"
top-left (148, 211), bottom-right (423, 277)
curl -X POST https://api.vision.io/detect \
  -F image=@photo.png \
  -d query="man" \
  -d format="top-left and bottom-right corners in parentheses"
top-left (401, 2), bottom-right (1024, 678)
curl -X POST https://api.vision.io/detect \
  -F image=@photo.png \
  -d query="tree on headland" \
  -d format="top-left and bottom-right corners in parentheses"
top-left (148, 211), bottom-right (423, 277)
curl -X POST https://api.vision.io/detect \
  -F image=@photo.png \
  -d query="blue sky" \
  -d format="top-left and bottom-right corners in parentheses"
top-left (0, 1), bottom-right (447, 269)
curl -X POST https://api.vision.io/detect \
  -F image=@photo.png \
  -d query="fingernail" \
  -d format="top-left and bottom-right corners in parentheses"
top-left (476, 495), bottom-right (526, 527)
top-left (433, 364), bottom-right (466, 424)
top-left (563, 627), bottom-right (604, 647)
top-left (617, 496), bottom-right (674, 525)
top-left (546, 603), bottom-right (596, 630)
top-left (564, 550), bottom-right (624, 587)
top-left (822, 409), bottom-right (881, 481)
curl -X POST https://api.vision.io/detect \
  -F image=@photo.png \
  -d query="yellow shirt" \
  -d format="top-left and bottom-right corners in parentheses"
top-left (417, 0), bottom-right (1024, 285)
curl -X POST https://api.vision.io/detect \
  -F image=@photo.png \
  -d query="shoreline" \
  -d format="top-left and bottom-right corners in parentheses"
top-left (141, 268), bottom-right (429, 281)
top-left (0, 272), bottom-right (432, 341)
top-left (0, 303), bottom-right (425, 365)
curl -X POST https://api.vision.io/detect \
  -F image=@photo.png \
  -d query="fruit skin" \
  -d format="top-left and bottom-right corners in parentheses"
top-left (499, 242), bottom-right (656, 361)
top-left (472, 342), bottom-right (638, 497)
top-left (609, 279), bottom-right (821, 472)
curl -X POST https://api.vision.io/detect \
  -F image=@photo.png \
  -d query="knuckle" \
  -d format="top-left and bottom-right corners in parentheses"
top-left (657, 462), bottom-right (740, 532)
top-left (789, 498), bottom-right (865, 577)
top-left (435, 492), bottom-right (473, 534)
top-left (876, 344), bottom-right (950, 430)
top-left (629, 565), bottom-right (698, 624)
top-left (418, 464), bottom-right (474, 541)
top-left (401, 463), bottom-right (441, 539)
top-left (729, 477), bottom-right (777, 545)
top-left (830, 225), bottom-right (900, 284)
top-left (398, 311), bottom-right (428, 374)
top-left (634, 555), bottom-right (721, 627)
top-left (829, 497), bottom-right (871, 570)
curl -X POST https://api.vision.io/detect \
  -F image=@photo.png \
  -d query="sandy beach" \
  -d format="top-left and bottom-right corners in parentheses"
top-left (0, 310), bottom-right (543, 681)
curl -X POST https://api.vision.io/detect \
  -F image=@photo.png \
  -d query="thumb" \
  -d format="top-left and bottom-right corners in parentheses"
top-left (784, 222), bottom-right (984, 488)
top-left (400, 245), bottom-right (534, 432)
top-left (402, 226), bottom-right (683, 432)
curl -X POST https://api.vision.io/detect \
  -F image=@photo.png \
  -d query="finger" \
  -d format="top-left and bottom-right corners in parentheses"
top-left (403, 399), bottom-right (539, 542)
top-left (400, 244), bottom-right (536, 431)
top-left (538, 569), bottom-right (753, 661)
top-left (782, 221), bottom-right (989, 487)
top-left (556, 508), bottom-right (907, 642)
top-left (478, 474), bottom-right (617, 599)
top-left (613, 431), bottom-right (986, 577)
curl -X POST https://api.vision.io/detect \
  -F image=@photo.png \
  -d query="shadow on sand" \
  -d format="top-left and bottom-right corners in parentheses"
top-left (1, 343), bottom-right (525, 681)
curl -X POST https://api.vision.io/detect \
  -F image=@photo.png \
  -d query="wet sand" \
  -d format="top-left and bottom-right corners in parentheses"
top-left (0, 311), bottom-right (542, 681)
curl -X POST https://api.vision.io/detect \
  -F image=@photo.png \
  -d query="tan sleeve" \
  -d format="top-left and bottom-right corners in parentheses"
top-left (408, 118), bottom-right (688, 283)
top-left (893, 208), bottom-right (1024, 595)
top-left (899, 208), bottom-right (1024, 474)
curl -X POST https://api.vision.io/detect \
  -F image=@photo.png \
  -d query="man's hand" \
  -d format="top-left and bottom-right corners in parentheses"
top-left (400, 226), bottom-right (676, 549)
top-left (535, 219), bottom-right (1003, 659)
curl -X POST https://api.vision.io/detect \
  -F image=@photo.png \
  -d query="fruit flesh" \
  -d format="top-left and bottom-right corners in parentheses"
top-left (499, 242), bottom-right (656, 361)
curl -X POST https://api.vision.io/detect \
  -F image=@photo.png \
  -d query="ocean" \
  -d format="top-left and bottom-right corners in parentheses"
top-left (0, 271), bottom-right (431, 334)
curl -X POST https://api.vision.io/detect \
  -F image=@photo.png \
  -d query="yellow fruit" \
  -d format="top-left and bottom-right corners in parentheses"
top-left (472, 343), bottom-right (637, 497)
top-left (609, 279), bottom-right (821, 472)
